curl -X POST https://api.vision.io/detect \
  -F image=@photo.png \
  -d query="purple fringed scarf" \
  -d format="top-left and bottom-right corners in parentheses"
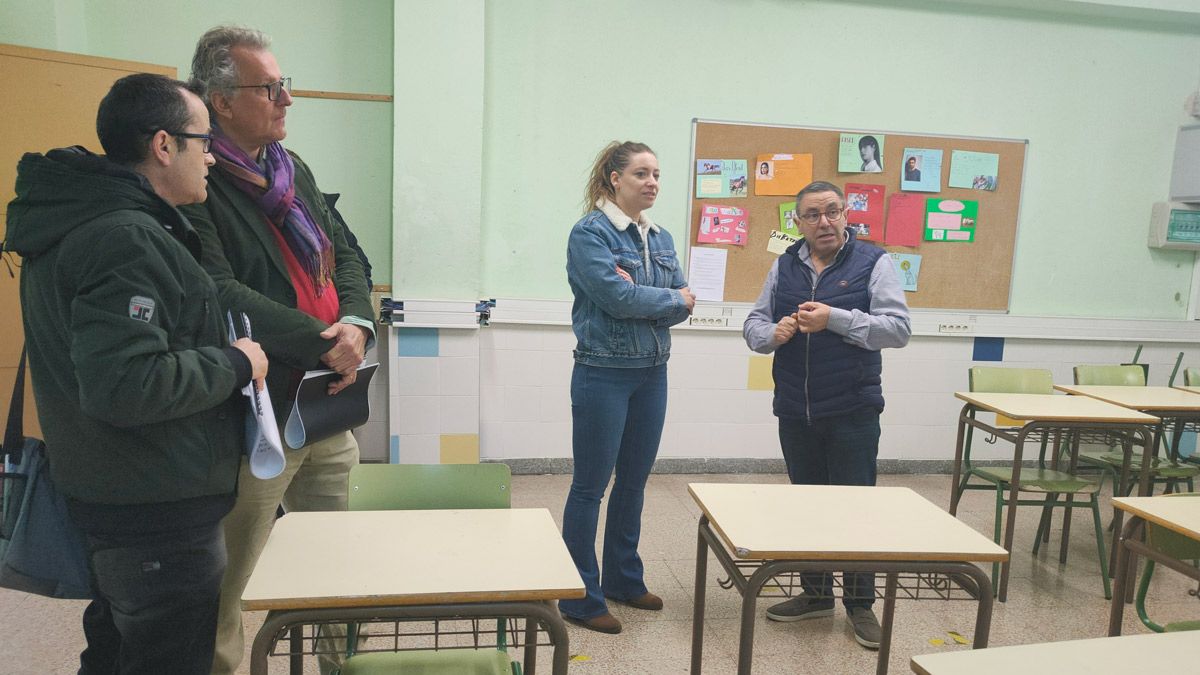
top-left (210, 129), bottom-right (334, 293)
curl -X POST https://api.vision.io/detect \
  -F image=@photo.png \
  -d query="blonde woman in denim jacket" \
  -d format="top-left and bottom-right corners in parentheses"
top-left (560, 141), bottom-right (695, 634)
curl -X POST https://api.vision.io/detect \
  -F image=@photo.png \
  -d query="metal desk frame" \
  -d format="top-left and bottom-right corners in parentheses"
top-left (689, 514), bottom-right (995, 675)
top-left (949, 403), bottom-right (1155, 601)
top-left (251, 601), bottom-right (568, 675)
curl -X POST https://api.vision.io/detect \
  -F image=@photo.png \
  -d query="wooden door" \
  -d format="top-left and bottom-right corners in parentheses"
top-left (0, 44), bottom-right (174, 439)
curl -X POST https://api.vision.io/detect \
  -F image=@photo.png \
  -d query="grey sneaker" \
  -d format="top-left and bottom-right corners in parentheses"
top-left (764, 594), bottom-right (835, 622)
top-left (846, 606), bottom-right (881, 649)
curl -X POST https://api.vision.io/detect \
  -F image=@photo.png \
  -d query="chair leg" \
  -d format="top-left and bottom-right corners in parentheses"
top-left (1060, 495), bottom-right (1074, 565)
top-left (1033, 493), bottom-right (1056, 554)
top-left (1089, 493), bottom-right (1112, 600)
top-left (991, 485), bottom-right (1004, 598)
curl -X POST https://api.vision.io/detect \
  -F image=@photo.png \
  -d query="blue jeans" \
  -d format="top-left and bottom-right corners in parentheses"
top-left (78, 521), bottom-right (226, 674)
top-left (560, 363), bottom-right (667, 619)
top-left (778, 408), bottom-right (880, 609)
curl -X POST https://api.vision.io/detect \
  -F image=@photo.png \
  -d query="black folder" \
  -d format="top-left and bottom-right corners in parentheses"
top-left (284, 363), bottom-right (379, 449)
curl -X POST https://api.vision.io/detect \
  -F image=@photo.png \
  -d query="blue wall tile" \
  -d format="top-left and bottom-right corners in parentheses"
top-left (972, 337), bottom-right (1004, 362)
top-left (390, 434), bottom-right (400, 463)
top-left (397, 327), bottom-right (439, 357)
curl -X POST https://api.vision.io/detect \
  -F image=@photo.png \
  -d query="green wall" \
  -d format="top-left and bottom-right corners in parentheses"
top-left (470, 0), bottom-right (1200, 318)
top-left (6, 1), bottom-right (1200, 317)
top-left (1, 0), bottom-right (394, 285)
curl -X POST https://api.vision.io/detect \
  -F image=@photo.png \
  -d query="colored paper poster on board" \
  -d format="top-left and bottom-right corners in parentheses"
top-left (900, 148), bottom-right (942, 192)
top-left (695, 159), bottom-right (748, 198)
top-left (889, 252), bottom-right (922, 292)
top-left (754, 153), bottom-right (813, 196)
top-left (838, 133), bottom-right (885, 173)
top-left (884, 193), bottom-right (926, 247)
top-left (844, 183), bottom-right (885, 241)
top-left (948, 150), bottom-right (999, 190)
top-left (767, 229), bottom-right (800, 255)
top-left (687, 247), bottom-right (727, 301)
top-left (924, 198), bottom-right (978, 242)
top-left (779, 201), bottom-right (799, 236)
top-left (697, 204), bottom-right (748, 246)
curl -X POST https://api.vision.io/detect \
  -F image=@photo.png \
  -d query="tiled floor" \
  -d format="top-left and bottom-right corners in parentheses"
top-left (3, 472), bottom-right (1197, 674)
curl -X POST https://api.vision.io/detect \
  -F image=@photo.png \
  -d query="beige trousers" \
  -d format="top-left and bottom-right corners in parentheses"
top-left (210, 430), bottom-right (359, 675)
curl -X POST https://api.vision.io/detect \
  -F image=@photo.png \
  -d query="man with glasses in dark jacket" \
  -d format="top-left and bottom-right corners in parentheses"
top-left (5, 73), bottom-right (267, 674)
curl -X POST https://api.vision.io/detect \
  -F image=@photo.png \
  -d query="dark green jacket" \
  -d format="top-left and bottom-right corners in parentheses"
top-left (181, 151), bottom-right (373, 426)
top-left (5, 148), bottom-right (245, 506)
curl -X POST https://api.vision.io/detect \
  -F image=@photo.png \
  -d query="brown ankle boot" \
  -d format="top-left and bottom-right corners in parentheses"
top-left (564, 612), bottom-right (622, 634)
top-left (608, 591), bottom-right (663, 611)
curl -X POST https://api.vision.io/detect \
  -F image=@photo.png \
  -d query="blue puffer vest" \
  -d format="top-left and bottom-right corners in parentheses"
top-left (771, 232), bottom-right (886, 421)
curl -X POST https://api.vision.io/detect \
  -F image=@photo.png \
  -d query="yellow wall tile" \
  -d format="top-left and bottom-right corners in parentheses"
top-left (440, 433), bottom-right (479, 464)
top-left (747, 356), bottom-right (774, 391)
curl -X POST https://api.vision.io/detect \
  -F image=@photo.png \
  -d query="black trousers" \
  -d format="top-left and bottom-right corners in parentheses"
top-left (778, 408), bottom-right (881, 609)
top-left (77, 521), bottom-right (226, 675)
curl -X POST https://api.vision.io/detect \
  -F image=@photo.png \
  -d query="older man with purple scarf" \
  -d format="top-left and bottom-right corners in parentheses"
top-left (180, 26), bottom-right (375, 675)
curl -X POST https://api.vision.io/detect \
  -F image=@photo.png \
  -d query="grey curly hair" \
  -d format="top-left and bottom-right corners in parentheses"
top-left (189, 25), bottom-right (271, 105)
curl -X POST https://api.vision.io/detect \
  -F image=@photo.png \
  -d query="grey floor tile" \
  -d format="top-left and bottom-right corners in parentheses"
top-left (5, 473), bottom-right (1196, 674)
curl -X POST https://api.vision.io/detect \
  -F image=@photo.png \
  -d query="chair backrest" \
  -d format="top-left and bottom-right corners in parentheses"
top-left (1074, 364), bottom-right (1146, 386)
top-left (968, 367), bottom-right (1053, 394)
top-left (1185, 368), bottom-right (1200, 387)
top-left (347, 463), bottom-right (511, 511)
top-left (1146, 492), bottom-right (1200, 561)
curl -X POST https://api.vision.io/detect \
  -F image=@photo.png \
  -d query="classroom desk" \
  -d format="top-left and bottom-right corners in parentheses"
top-left (242, 508), bottom-right (585, 675)
top-left (1054, 386), bottom-right (1199, 545)
top-left (688, 483), bottom-right (1007, 675)
top-left (950, 392), bottom-right (1157, 601)
top-left (910, 630), bottom-right (1198, 674)
top-left (1052, 385), bottom-right (1200, 470)
top-left (1107, 495), bottom-right (1200, 636)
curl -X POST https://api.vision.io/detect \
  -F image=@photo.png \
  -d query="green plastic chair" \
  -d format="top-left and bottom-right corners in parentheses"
top-left (1135, 492), bottom-right (1200, 633)
top-left (1072, 365), bottom-right (1198, 495)
top-left (335, 463), bottom-right (518, 675)
top-left (1184, 368), bottom-right (1200, 387)
top-left (959, 367), bottom-right (1111, 598)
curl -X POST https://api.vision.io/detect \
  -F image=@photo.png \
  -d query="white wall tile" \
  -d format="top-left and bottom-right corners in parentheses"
top-left (539, 386), bottom-right (571, 423)
top-left (479, 385), bottom-right (504, 423)
top-left (489, 350), bottom-right (542, 387)
top-left (540, 357), bottom-right (574, 388)
top-left (488, 326), bottom-right (545, 351)
top-left (394, 357), bottom-right (439, 396)
top-left (394, 395), bottom-right (440, 435)
top-left (396, 433), bottom-right (440, 464)
top-left (439, 395), bottom-right (479, 434)
top-left (438, 357), bottom-right (479, 395)
top-left (501, 385), bottom-right (541, 422)
top-left (438, 330), bottom-right (480, 357)
top-left (541, 327), bottom-right (577, 352)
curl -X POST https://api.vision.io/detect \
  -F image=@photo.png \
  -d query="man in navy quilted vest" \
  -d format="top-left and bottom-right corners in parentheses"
top-left (742, 180), bottom-right (911, 652)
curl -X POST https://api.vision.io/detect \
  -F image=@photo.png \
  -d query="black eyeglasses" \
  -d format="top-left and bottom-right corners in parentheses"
top-left (234, 77), bottom-right (292, 102)
top-left (794, 207), bottom-right (845, 225)
top-left (165, 131), bottom-right (212, 153)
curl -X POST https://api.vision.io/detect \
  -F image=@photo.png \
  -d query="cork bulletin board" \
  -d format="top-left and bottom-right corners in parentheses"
top-left (688, 120), bottom-right (1027, 310)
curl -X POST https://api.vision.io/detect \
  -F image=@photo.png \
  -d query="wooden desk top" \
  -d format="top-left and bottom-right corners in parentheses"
top-left (1112, 496), bottom-right (1200, 542)
top-left (687, 483), bottom-right (1008, 563)
top-left (910, 631), bottom-right (1199, 674)
top-left (1054, 384), bottom-right (1200, 412)
top-left (1173, 385), bottom-right (1200, 395)
top-left (241, 509), bottom-right (585, 611)
top-left (954, 392), bottom-right (1159, 423)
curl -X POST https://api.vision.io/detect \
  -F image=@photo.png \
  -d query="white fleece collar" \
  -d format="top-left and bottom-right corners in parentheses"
top-left (598, 199), bottom-right (660, 234)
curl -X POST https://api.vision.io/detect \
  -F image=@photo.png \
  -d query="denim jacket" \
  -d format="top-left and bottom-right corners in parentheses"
top-left (567, 201), bottom-right (690, 368)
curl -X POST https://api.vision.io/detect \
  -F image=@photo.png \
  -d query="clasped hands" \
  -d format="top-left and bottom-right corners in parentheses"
top-left (319, 323), bottom-right (368, 395)
top-left (773, 302), bottom-right (832, 344)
